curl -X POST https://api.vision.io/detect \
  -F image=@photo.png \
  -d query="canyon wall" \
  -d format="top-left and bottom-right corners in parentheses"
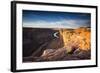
top-left (59, 27), bottom-right (91, 51)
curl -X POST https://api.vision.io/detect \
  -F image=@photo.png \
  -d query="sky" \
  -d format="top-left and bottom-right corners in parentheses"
top-left (22, 10), bottom-right (91, 28)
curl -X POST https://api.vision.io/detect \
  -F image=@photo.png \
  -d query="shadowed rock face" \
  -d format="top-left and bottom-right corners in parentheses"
top-left (23, 28), bottom-right (63, 57)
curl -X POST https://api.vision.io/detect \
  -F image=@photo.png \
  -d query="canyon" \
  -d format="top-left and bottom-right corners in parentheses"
top-left (23, 27), bottom-right (91, 62)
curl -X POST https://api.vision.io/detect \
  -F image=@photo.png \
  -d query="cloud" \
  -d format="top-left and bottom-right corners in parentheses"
top-left (23, 19), bottom-right (90, 28)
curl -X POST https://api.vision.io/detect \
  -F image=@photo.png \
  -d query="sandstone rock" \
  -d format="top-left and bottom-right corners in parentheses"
top-left (41, 48), bottom-right (67, 61)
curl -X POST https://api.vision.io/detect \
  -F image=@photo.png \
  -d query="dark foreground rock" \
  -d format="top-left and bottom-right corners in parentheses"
top-left (23, 47), bottom-right (91, 62)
